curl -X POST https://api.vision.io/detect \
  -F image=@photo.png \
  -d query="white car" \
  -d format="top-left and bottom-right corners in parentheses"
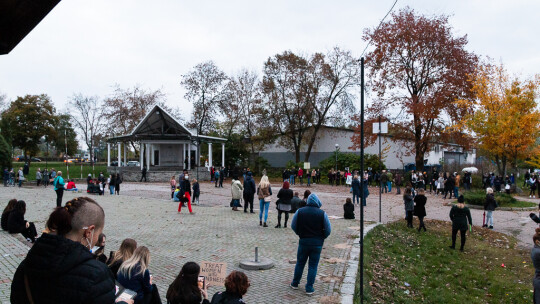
top-left (127, 161), bottom-right (140, 167)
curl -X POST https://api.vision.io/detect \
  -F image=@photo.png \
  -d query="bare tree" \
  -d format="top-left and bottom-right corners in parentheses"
top-left (103, 84), bottom-right (167, 155)
top-left (181, 61), bottom-right (228, 135)
top-left (69, 94), bottom-right (106, 164)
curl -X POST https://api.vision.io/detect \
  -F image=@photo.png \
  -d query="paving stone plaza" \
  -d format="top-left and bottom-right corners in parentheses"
top-left (0, 182), bottom-right (363, 304)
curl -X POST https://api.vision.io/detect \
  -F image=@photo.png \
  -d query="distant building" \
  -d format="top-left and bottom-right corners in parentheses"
top-left (257, 126), bottom-right (476, 170)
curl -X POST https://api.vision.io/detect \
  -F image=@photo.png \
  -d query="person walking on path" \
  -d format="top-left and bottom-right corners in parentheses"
top-left (449, 195), bottom-right (473, 252)
top-left (231, 176), bottom-right (243, 212)
top-left (483, 187), bottom-right (497, 229)
top-left (257, 176), bottom-right (272, 227)
top-left (403, 187), bottom-right (414, 228)
top-left (192, 179), bottom-right (200, 205)
top-left (178, 174), bottom-right (193, 214)
top-left (115, 173), bottom-right (122, 195)
top-left (219, 167), bottom-right (224, 188)
top-left (414, 188), bottom-right (427, 231)
top-left (276, 181), bottom-right (293, 228)
top-left (140, 167), bottom-right (147, 182)
top-left (290, 193), bottom-right (331, 295)
top-left (351, 175), bottom-right (361, 205)
top-left (53, 171), bottom-right (65, 207)
top-left (243, 172), bottom-right (256, 213)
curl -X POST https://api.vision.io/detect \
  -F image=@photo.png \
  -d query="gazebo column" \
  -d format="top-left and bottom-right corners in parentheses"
top-left (123, 144), bottom-right (127, 166)
top-left (139, 143), bottom-right (143, 170)
top-left (146, 143), bottom-right (150, 171)
top-left (107, 143), bottom-right (111, 167)
top-left (188, 142), bottom-right (191, 170)
top-left (150, 144), bottom-right (154, 165)
top-left (208, 143), bottom-right (213, 167)
top-left (222, 143), bottom-right (225, 168)
top-left (117, 143), bottom-right (121, 167)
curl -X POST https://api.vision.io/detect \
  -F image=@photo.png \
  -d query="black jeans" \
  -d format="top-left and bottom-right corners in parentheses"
top-left (243, 193), bottom-right (254, 212)
top-left (277, 210), bottom-right (289, 226)
top-left (219, 179), bottom-right (223, 188)
top-left (451, 229), bottom-right (467, 250)
top-left (21, 222), bottom-right (38, 242)
top-left (406, 211), bottom-right (413, 227)
top-left (56, 188), bottom-right (64, 207)
top-left (418, 216), bottom-right (426, 230)
top-left (140, 174), bottom-right (147, 182)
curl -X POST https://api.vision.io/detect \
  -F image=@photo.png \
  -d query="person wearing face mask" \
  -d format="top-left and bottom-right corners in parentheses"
top-left (10, 197), bottom-right (132, 304)
top-left (177, 174), bottom-right (193, 214)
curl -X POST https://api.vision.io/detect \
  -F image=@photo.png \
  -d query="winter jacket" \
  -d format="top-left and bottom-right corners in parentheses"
top-left (344, 202), bottom-right (355, 219)
top-left (1, 210), bottom-right (12, 231)
top-left (291, 193), bottom-right (332, 247)
top-left (193, 182), bottom-right (200, 196)
top-left (11, 233), bottom-right (116, 304)
top-left (277, 188), bottom-right (293, 205)
top-left (53, 176), bottom-right (65, 191)
top-left (180, 179), bottom-right (191, 197)
top-left (351, 178), bottom-right (361, 196)
top-left (7, 210), bottom-right (27, 234)
top-left (484, 193), bottom-right (497, 211)
top-left (413, 195), bottom-right (427, 217)
top-left (290, 196), bottom-right (302, 213)
top-left (257, 185), bottom-right (272, 200)
top-left (403, 195), bottom-right (414, 211)
top-left (36, 171), bottom-right (42, 180)
top-left (231, 180), bottom-right (243, 200)
top-left (532, 244), bottom-right (540, 279)
top-left (444, 177), bottom-right (454, 191)
top-left (380, 173), bottom-right (388, 183)
top-left (210, 291), bottom-right (244, 304)
top-left (243, 176), bottom-right (256, 195)
top-left (449, 205), bottom-right (472, 231)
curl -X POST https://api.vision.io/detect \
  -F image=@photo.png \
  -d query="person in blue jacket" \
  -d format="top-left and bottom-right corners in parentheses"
top-left (53, 171), bottom-right (65, 207)
top-left (290, 193), bottom-right (331, 295)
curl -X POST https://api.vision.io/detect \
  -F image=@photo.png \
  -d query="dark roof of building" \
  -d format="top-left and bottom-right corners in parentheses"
top-left (0, 0), bottom-right (61, 55)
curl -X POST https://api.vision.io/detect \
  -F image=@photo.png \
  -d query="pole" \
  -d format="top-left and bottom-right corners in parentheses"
top-left (65, 129), bottom-right (69, 179)
top-left (45, 141), bottom-right (48, 170)
top-left (378, 116), bottom-right (381, 223)
top-left (196, 129), bottom-right (199, 180)
top-left (359, 57), bottom-right (365, 304)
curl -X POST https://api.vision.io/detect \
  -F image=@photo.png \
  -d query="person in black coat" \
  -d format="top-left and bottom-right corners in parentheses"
top-left (7, 200), bottom-right (38, 242)
top-left (1, 198), bottom-right (17, 231)
top-left (115, 174), bottom-right (122, 195)
top-left (276, 181), bottom-right (293, 228)
top-left (449, 195), bottom-right (473, 252)
top-left (483, 188), bottom-right (497, 229)
top-left (444, 174), bottom-right (454, 199)
top-left (343, 198), bottom-right (355, 219)
top-left (166, 262), bottom-right (209, 304)
top-left (192, 179), bottom-right (200, 205)
top-left (414, 188), bottom-right (427, 231)
top-left (531, 228), bottom-right (540, 304)
top-left (243, 172), bottom-right (256, 213)
top-left (11, 197), bottom-right (130, 304)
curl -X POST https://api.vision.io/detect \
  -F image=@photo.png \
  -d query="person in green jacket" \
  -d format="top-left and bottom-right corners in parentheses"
top-left (53, 171), bottom-right (65, 208)
top-left (449, 195), bottom-right (472, 252)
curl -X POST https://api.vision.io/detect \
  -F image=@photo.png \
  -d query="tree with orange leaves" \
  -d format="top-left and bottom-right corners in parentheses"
top-left (458, 62), bottom-right (540, 176)
top-left (352, 8), bottom-right (478, 171)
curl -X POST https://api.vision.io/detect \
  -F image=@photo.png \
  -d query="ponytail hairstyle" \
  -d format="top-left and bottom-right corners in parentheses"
top-left (46, 197), bottom-right (105, 236)
top-left (3, 199), bottom-right (17, 214)
top-left (534, 228), bottom-right (540, 246)
top-left (166, 262), bottom-right (201, 303)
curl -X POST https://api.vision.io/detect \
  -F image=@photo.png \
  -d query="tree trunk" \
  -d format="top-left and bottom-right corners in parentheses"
top-left (415, 151), bottom-right (425, 172)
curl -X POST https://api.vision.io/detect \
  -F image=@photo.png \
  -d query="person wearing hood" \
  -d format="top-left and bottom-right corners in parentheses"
top-left (449, 195), bottom-right (473, 252)
top-left (11, 196), bottom-right (132, 304)
top-left (243, 172), bottom-right (256, 213)
top-left (290, 193), bottom-right (331, 295)
top-left (483, 187), bottom-right (497, 229)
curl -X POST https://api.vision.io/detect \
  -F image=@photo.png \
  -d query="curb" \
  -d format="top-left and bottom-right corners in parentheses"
top-left (443, 202), bottom-right (537, 211)
top-left (340, 223), bottom-right (380, 304)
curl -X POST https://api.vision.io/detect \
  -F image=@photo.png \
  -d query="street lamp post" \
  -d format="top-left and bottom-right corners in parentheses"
top-left (335, 143), bottom-right (339, 171)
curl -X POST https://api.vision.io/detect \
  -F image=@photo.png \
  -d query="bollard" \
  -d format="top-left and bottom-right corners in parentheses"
top-left (255, 247), bottom-right (259, 262)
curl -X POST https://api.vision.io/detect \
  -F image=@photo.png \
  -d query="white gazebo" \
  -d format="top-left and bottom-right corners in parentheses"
top-left (106, 105), bottom-right (227, 181)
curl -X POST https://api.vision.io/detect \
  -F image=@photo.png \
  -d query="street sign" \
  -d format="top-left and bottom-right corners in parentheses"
top-left (372, 122), bottom-right (388, 134)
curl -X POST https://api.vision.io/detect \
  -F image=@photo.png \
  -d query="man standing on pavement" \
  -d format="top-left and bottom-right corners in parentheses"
top-left (243, 171), bottom-right (256, 213)
top-left (219, 167), bottom-right (224, 188)
top-left (140, 167), bottom-right (147, 182)
top-left (290, 193), bottom-right (331, 295)
top-left (380, 170), bottom-right (388, 193)
top-left (395, 173), bottom-right (402, 195)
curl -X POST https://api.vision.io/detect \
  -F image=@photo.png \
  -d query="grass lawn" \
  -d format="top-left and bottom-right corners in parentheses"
top-left (355, 219), bottom-right (533, 304)
top-left (12, 161), bottom-right (109, 181)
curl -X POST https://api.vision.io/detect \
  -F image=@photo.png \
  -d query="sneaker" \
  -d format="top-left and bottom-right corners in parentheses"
top-left (290, 284), bottom-right (298, 290)
top-left (305, 290), bottom-right (314, 295)
top-left (489, 226), bottom-right (493, 229)
top-left (263, 222), bottom-right (268, 227)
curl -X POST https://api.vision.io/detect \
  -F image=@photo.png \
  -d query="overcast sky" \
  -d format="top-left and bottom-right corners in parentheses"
top-left (1, 0), bottom-right (539, 121)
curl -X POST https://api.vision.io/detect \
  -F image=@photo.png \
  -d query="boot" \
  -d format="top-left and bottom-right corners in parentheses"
top-left (263, 222), bottom-right (268, 227)
top-left (275, 224), bottom-right (281, 228)
top-left (260, 221), bottom-right (262, 226)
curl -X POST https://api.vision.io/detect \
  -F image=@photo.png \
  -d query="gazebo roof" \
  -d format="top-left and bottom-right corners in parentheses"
top-left (107, 105), bottom-right (226, 143)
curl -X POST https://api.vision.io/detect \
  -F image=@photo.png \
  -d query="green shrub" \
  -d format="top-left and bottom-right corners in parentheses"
top-left (462, 190), bottom-right (517, 206)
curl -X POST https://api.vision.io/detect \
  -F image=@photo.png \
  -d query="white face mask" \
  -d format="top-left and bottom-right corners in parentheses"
top-left (185, 175), bottom-right (189, 180)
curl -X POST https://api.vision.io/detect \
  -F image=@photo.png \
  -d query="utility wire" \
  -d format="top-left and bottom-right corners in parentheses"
top-left (360, 0), bottom-right (399, 58)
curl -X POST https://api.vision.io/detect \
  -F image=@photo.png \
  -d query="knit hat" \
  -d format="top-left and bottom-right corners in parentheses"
top-left (457, 195), bottom-right (465, 203)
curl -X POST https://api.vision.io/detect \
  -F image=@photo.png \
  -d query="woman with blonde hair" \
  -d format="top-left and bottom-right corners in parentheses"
top-left (107, 238), bottom-right (137, 278)
top-left (118, 246), bottom-right (161, 304)
top-left (257, 175), bottom-right (273, 227)
top-left (170, 176), bottom-right (176, 199)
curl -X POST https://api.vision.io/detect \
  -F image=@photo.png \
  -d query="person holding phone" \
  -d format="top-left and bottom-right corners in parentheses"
top-left (166, 262), bottom-right (209, 304)
top-left (117, 246), bottom-right (161, 304)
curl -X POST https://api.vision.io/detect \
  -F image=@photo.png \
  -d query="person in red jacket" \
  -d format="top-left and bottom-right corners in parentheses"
top-left (298, 168), bottom-right (304, 185)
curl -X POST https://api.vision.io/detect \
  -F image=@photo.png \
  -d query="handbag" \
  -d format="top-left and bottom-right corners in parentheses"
top-left (264, 196), bottom-right (271, 203)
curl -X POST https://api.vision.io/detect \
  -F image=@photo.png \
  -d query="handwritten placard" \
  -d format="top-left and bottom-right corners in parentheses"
top-left (200, 261), bottom-right (227, 286)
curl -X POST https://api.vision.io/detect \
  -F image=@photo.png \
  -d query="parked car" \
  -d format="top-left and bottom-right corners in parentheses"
top-left (15, 155), bottom-right (26, 161)
top-left (127, 161), bottom-right (140, 167)
top-left (110, 161), bottom-right (125, 167)
top-left (31, 157), bottom-right (41, 162)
